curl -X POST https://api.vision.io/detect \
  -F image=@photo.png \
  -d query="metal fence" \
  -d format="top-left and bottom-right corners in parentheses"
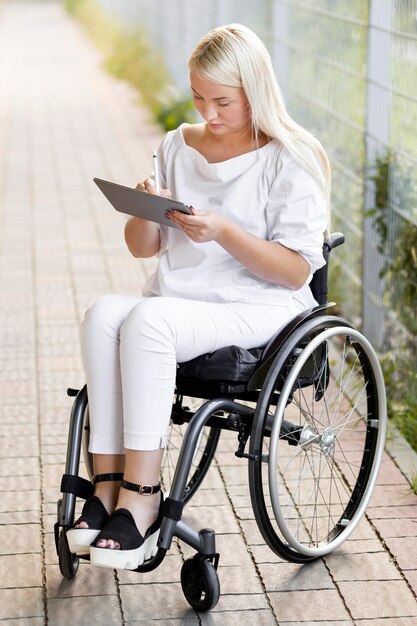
top-left (97, 0), bottom-right (417, 353)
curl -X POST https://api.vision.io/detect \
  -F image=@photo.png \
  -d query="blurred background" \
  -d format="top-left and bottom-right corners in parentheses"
top-left (67, 0), bottom-right (417, 451)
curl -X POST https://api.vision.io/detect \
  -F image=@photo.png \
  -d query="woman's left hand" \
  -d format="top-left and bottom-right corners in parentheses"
top-left (167, 208), bottom-right (228, 243)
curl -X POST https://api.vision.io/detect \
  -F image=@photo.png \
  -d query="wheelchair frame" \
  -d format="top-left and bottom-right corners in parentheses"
top-left (55, 232), bottom-right (387, 612)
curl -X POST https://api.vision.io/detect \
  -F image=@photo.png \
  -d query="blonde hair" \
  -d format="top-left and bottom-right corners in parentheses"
top-left (189, 23), bottom-right (331, 210)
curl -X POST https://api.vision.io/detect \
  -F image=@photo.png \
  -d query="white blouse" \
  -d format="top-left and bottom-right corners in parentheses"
top-left (142, 124), bottom-right (327, 308)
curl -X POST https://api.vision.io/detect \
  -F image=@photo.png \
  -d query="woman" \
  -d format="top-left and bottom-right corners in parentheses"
top-left (67, 23), bottom-right (330, 570)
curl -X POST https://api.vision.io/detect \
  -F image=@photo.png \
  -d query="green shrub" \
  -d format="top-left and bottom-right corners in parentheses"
top-left (64, 0), bottom-right (192, 129)
top-left (155, 98), bottom-right (196, 132)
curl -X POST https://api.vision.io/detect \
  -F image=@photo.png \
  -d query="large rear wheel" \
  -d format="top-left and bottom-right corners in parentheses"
top-left (249, 318), bottom-right (386, 561)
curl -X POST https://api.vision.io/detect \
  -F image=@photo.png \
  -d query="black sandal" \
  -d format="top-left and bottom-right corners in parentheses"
top-left (90, 479), bottom-right (163, 570)
top-left (66, 473), bottom-right (123, 556)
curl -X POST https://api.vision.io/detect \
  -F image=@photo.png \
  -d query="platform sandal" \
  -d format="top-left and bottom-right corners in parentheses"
top-left (66, 473), bottom-right (123, 556)
top-left (90, 479), bottom-right (163, 570)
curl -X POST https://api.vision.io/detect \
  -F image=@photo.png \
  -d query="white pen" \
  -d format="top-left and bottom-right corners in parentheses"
top-left (152, 150), bottom-right (161, 194)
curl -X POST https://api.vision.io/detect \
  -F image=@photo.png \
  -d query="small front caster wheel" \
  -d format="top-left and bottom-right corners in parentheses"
top-left (58, 530), bottom-right (79, 579)
top-left (180, 556), bottom-right (220, 612)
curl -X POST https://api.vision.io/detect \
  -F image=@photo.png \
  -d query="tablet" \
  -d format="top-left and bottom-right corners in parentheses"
top-left (93, 177), bottom-right (192, 228)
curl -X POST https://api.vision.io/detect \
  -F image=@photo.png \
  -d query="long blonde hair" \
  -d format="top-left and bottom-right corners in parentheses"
top-left (189, 23), bottom-right (331, 208)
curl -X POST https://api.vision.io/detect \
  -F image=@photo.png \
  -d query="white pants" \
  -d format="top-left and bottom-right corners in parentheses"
top-left (81, 294), bottom-right (305, 453)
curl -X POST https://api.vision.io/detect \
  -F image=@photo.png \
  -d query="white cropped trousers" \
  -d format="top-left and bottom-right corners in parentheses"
top-left (81, 294), bottom-right (305, 453)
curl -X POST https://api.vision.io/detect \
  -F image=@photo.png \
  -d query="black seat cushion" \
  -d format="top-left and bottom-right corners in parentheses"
top-left (177, 345), bottom-right (263, 384)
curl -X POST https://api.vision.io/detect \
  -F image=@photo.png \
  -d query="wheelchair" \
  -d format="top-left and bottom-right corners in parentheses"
top-left (55, 232), bottom-right (387, 612)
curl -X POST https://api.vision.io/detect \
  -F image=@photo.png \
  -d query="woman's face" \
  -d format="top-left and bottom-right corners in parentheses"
top-left (190, 69), bottom-right (251, 137)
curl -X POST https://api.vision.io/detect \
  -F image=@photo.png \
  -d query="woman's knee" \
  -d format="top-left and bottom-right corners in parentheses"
top-left (81, 294), bottom-right (136, 340)
top-left (121, 297), bottom-right (175, 346)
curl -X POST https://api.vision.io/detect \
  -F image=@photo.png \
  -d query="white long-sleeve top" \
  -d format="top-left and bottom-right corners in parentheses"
top-left (143, 124), bottom-right (328, 308)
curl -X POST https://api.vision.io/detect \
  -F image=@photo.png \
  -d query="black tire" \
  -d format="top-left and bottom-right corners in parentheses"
top-left (181, 556), bottom-right (220, 612)
top-left (58, 530), bottom-right (79, 579)
top-left (249, 316), bottom-right (386, 562)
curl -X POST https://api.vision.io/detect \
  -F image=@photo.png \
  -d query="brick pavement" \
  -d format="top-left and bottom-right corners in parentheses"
top-left (0, 1), bottom-right (416, 624)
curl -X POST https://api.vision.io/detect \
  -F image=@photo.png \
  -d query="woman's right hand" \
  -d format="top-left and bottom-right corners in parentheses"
top-left (136, 178), bottom-right (172, 199)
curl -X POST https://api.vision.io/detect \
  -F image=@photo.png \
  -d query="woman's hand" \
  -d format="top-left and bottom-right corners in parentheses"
top-left (136, 178), bottom-right (172, 199)
top-left (125, 177), bottom-right (171, 258)
top-left (167, 208), bottom-right (229, 243)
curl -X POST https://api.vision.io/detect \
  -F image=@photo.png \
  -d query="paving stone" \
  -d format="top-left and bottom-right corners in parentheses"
top-left (0, 523), bottom-right (41, 555)
top-left (367, 504), bottom-right (417, 519)
top-left (214, 533), bottom-right (256, 567)
top-left (375, 460), bottom-right (411, 486)
top-left (46, 562), bottom-right (118, 598)
top-left (182, 505), bottom-right (240, 535)
top-left (369, 484), bottom-right (417, 507)
top-left (0, 426), bottom-right (38, 443)
top-left (0, 404), bottom-right (38, 423)
top-left (0, 457), bottom-right (40, 477)
top-left (325, 551), bottom-right (402, 581)
top-left (0, 619), bottom-right (44, 626)
top-left (371, 516), bottom-right (417, 538)
top-left (119, 582), bottom-right (192, 621)
top-left (234, 505), bottom-right (256, 521)
top-left (279, 622), bottom-right (353, 626)
top-left (0, 588), bottom-right (44, 621)
top-left (0, 474), bottom-right (40, 492)
top-left (336, 538), bottom-right (384, 554)
top-left (0, 554), bottom-right (43, 588)
top-left (358, 620), bottom-right (417, 626)
top-left (219, 465), bottom-right (248, 487)
top-left (250, 543), bottom-right (283, 564)
top-left (124, 615), bottom-right (200, 626)
top-left (0, 510), bottom-right (40, 525)
top-left (189, 488), bottom-right (231, 508)
top-left (338, 580), bottom-right (417, 619)
top-left (48, 594), bottom-right (122, 626)
top-left (204, 592), bottom-right (270, 612)
top-left (119, 552), bottom-right (184, 585)
top-left (200, 609), bottom-right (277, 625)
top-left (383, 536), bottom-right (417, 570)
top-left (239, 519), bottom-right (268, 546)
top-left (258, 559), bottom-right (335, 592)
top-left (404, 569), bottom-right (417, 595)
top-left (269, 589), bottom-right (351, 622)
top-left (0, 490), bottom-right (41, 514)
top-left (217, 565), bottom-right (264, 595)
top-left (0, 435), bottom-right (39, 458)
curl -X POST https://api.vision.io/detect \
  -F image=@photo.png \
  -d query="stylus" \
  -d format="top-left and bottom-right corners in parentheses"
top-left (153, 151), bottom-right (161, 194)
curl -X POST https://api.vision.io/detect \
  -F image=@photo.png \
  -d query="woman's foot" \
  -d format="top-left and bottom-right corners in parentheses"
top-left (95, 484), bottom-right (161, 549)
top-left (66, 473), bottom-right (123, 555)
top-left (90, 480), bottom-right (163, 569)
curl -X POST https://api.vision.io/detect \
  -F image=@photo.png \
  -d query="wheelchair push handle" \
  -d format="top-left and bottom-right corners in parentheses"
top-left (324, 232), bottom-right (345, 254)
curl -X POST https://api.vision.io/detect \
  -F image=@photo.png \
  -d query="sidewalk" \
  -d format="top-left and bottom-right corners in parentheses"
top-left (0, 1), bottom-right (416, 624)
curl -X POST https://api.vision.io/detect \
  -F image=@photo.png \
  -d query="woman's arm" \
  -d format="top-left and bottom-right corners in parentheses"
top-left (167, 210), bottom-right (310, 289)
top-left (217, 218), bottom-right (310, 289)
top-left (124, 216), bottom-right (161, 258)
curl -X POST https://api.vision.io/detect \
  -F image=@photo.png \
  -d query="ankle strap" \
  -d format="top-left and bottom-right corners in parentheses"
top-left (121, 478), bottom-right (161, 495)
top-left (94, 473), bottom-right (124, 484)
